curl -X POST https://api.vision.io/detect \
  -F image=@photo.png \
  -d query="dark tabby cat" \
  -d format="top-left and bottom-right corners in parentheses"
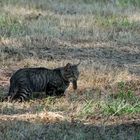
top-left (6, 63), bottom-right (80, 102)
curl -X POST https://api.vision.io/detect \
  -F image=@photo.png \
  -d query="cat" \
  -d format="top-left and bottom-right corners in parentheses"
top-left (6, 62), bottom-right (80, 102)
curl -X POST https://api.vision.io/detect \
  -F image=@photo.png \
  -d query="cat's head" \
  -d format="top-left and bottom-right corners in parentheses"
top-left (62, 62), bottom-right (80, 90)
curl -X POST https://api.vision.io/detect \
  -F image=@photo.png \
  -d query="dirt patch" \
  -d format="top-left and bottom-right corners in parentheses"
top-left (0, 69), bottom-right (10, 87)
top-left (0, 111), bottom-right (65, 123)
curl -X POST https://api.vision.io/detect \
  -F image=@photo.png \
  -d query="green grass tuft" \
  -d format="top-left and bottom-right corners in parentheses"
top-left (0, 15), bottom-right (29, 38)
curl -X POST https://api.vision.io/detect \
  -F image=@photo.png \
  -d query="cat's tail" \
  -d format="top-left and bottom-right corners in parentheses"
top-left (4, 81), bottom-right (18, 102)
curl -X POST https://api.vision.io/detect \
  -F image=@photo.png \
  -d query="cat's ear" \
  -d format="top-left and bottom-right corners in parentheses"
top-left (64, 63), bottom-right (71, 70)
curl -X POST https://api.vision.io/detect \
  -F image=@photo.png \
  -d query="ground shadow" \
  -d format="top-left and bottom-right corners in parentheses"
top-left (0, 119), bottom-right (140, 140)
top-left (1, 36), bottom-right (140, 75)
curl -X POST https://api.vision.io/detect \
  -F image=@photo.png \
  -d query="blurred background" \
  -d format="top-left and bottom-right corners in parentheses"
top-left (0, 0), bottom-right (140, 139)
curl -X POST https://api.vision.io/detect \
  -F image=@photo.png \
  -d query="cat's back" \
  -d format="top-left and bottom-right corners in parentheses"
top-left (11, 67), bottom-right (50, 80)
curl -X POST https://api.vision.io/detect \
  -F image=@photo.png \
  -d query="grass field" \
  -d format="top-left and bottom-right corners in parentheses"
top-left (0, 0), bottom-right (140, 139)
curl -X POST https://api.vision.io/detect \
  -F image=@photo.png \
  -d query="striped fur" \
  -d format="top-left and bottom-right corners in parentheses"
top-left (7, 63), bottom-right (80, 102)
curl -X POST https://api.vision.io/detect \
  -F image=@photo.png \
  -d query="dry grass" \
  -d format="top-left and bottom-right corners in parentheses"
top-left (0, 0), bottom-right (140, 139)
